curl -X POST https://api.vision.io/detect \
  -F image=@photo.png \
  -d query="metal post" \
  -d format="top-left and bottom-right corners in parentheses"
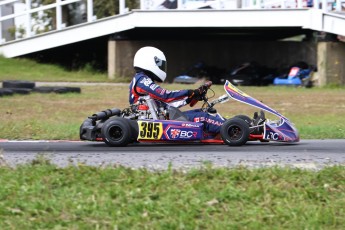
top-left (119, 0), bottom-right (124, 14)
top-left (178, 0), bottom-right (184, 9)
top-left (25, 0), bottom-right (31, 38)
top-left (56, 0), bottom-right (62, 30)
top-left (335, 0), bottom-right (341, 11)
top-left (322, 0), bottom-right (328, 11)
top-left (255, 0), bottom-right (260, 8)
top-left (87, 0), bottom-right (93, 22)
top-left (0, 6), bottom-right (2, 44)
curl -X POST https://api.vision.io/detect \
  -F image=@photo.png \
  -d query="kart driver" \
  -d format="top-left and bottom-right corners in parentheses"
top-left (129, 46), bottom-right (226, 134)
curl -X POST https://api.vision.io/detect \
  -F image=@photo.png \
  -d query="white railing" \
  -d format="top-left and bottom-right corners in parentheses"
top-left (139, 0), bottom-right (344, 11)
top-left (1, 0), bottom-right (344, 45)
top-left (0, 0), bottom-right (97, 44)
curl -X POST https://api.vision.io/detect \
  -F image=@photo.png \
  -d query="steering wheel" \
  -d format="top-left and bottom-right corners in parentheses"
top-left (189, 81), bottom-right (212, 107)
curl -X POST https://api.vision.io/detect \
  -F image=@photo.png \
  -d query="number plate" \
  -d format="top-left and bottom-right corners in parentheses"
top-left (138, 121), bottom-right (163, 140)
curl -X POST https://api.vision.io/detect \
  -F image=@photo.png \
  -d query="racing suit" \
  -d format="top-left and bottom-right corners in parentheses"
top-left (129, 71), bottom-right (225, 133)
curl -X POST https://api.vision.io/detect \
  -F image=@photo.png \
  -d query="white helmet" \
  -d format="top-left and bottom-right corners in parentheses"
top-left (133, 46), bottom-right (167, 82)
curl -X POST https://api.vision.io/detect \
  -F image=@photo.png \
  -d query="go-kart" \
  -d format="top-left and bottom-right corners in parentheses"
top-left (80, 81), bottom-right (299, 146)
top-left (273, 65), bottom-right (314, 87)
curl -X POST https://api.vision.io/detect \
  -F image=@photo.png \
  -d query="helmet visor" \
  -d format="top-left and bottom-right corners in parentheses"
top-left (154, 56), bottom-right (167, 73)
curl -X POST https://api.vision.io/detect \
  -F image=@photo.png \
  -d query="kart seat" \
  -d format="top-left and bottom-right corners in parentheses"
top-left (168, 106), bottom-right (189, 121)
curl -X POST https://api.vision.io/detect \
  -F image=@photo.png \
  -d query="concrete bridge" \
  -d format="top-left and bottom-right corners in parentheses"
top-left (1, 0), bottom-right (345, 85)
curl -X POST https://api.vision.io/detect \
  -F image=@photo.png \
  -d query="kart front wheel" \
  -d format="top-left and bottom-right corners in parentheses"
top-left (101, 118), bottom-right (131, 147)
top-left (234, 115), bottom-right (252, 126)
top-left (220, 118), bottom-right (250, 146)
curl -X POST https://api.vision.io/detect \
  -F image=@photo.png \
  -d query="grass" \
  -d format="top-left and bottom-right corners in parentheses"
top-left (0, 159), bottom-right (344, 229)
top-left (0, 56), bottom-right (131, 83)
top-left (1, 84), bottom-right (345, 140)
top-left (1, 57), bottom-right (344, 229)
top-left (1, 56), bottom-right (345, 140)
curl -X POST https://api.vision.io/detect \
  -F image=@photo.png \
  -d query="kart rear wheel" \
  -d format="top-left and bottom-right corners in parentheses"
top-left (220, 118), bottom-right (250, 146)
top-left (122, 119), bottom-right (139, 143)
top-left (101, 118), bottom-right (131, 147)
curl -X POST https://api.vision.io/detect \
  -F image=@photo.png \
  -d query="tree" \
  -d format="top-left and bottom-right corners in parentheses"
top-left (93, 0), bottom-right (139, 19)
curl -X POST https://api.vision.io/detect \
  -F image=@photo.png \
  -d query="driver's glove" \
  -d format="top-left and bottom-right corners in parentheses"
top-left (198, 85), bottom-right (208, 93)
top-left (187, 89), bottom-right (203, 102)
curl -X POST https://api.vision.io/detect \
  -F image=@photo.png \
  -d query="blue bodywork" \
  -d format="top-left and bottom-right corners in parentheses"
top-left (273, 67), bottom-right (312, 86)
top-left (224, 80), bottom-right (299, 142)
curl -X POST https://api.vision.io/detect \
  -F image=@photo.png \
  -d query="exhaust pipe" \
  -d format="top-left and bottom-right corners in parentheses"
top-left (88, 108), bottom-right (121, 121)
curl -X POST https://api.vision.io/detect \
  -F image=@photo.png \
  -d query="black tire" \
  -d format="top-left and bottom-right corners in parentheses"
top-left (33, 86), bottom-right (81, 94)
top-left (7, 88), bottom-right (32, 95)
top-left (2, 80), bottom-right (35, 89)
top-left (101, 118), bottom-right (132, 147)
top-left (234, 115), bottom-right (252, 126)
top-left (220, 118), bottom-right (250, 146)
top-left (67, 87), bottom-right (81, 93)
top-left (125, 119), bottom-right (139, 143)
top-left (54, 87), bottom-right (81, 94)
top-left (32, 86), bottom-right (56, 93)
top-left (105, 117), bottom-right (139, 143)
top-left (0, 88), bottom-right (14, 97)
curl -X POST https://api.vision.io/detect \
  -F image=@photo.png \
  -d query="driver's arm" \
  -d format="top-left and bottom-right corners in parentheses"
top-left (135, 76), bottom-right (190, 104)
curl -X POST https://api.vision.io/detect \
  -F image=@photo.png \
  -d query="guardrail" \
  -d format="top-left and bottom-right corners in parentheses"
top-left (1, 0), bottom-right (344, 45)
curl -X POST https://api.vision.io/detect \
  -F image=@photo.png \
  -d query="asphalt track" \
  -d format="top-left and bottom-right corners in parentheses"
top-left (0, 139), bottom-right (344, 169)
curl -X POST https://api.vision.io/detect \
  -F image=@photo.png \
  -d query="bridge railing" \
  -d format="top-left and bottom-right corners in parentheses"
top-left (1, 0), bottom-right (344, 45)
top-left (140, 0), bottom-right (344, 11)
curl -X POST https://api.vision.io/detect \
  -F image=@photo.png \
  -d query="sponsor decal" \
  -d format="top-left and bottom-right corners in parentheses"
top-left (265, 131), bottom-right (280, 141)
top-left (170, 129), bottom-right (181, 139)
top-left (182, 123), bottom-right (201, 128)
top-left (194, 117), bottom-right (222, 126)
top-left (150, 84), bottom-right (159, 90)
top-left (155, 87), bottom-right (163, 94)
top-left (140, 78), bottom-right (153, 87)
top-left (170, 129), bottom-right (197, 139)
top-left (163, 124), bottom-right (201, 140)
top-left (180, 130), bottom-right (197, 138)
top-left (205, 118), bottom-right (223, 126)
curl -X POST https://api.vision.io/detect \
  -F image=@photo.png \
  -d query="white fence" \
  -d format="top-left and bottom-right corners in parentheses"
top-left (0, 0), bottom-right (97, 43)
top-left (0, 0), bottom-right (344, 44)
top-left (140, 0), bottom-right (344, 10)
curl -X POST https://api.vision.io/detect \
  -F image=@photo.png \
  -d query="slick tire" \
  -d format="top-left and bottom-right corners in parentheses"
top-left (234, 115), bottom-right (252, 126)
top-left (0, 88), bottom-right (14, 97)
top-left (7, 88), bottom-right (32, 95)
top-left (54, 86), bottom-right (81, 94)
top-left (33, 86), bottom-right (81, 94)
top-left (234, 114), bottom-right (257, 135)
top-left (32, 86), bottom-right (56, 93)
top-left (220, 118), bottom-right (250, 146)
top-left (125, 119), bottom-right (139, 143)
top-left (2, 80), bottom-right (35, 89)
top-left (106, 117), bottom-right (139, 143)
top-left (101, 118), bottom-right (132, 147)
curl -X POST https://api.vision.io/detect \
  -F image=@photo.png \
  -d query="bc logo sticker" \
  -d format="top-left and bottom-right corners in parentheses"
top-left (138, 121), bottom-right (163, 140)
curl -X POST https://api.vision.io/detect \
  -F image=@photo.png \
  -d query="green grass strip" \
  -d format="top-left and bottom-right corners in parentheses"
top-left (0, 159), bottom-right (344, 229)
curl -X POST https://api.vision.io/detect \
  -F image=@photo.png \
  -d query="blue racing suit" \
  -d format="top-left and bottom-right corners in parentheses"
top-left (129, 71), bottom-right (225, 133)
